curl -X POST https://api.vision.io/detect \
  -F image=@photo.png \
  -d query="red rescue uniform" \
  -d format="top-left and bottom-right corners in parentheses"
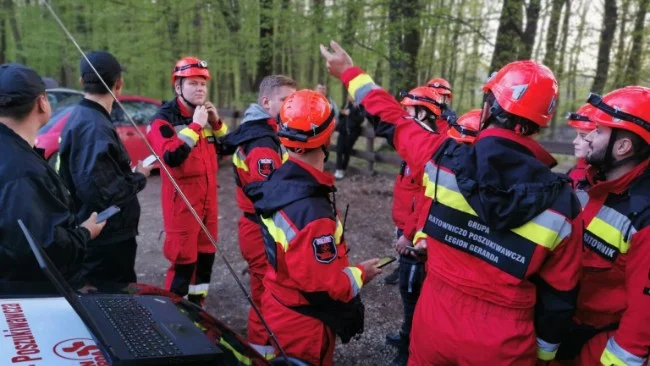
top-left (342, 67), bottom-right (583, 365)
top-left (245, 158), bottom-right (366, 365)
top-left (146, 97), bottom-right (227, 305)
top-left (222, 104), bottom-right (286, 344)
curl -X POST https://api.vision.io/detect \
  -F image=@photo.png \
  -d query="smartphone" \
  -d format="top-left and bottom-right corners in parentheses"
top-left (404, 246), bottom-right (426, 256)
top-left (142, 155), bottom-right (158, 167)
top-left (96, 205), bottom-right (121, 223)
top-left (376, 256), bottom-right (397, 269)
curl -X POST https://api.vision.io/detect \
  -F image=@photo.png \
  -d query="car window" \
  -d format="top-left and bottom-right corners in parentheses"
top-left (111, 101), bottom-right (159, 126)
top-left (37, 106), bottom-right (74, 134)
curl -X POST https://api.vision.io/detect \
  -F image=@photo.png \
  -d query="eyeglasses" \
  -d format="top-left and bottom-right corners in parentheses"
top-left (587, 92), bottom-right (650, 132)
top-left (565, 112), bottom-right (591, 122)
top-left (174, 60), bottom-right (208, 72)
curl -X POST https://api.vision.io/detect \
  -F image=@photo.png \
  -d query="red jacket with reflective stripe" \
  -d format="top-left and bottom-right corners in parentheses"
top-left (146, 98), bottom-right (227, 182)
top-left (342, 67), bottom-right (582, 352)
top-left (245, 158), bottom-right (366, 307)
top-left (577, 160), bottom-right (650, 361)
top-left (392, 161), bottom-right (423, 240)
top-left (231, 121), bottom-right (284, 214)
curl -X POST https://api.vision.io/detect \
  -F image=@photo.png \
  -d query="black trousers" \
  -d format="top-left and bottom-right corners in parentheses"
top-left (335, 123), bottom-right (362, 170)
top-left (81, 237), bottom-right (137, 285)
top-left (395, 229), bottom-right (425, 338)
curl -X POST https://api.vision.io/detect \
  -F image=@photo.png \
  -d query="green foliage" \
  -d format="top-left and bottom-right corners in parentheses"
top-left (1, 0), bottom-right (648, 136)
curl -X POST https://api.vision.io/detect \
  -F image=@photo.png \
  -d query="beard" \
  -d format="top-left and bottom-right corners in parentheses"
top-left (586, 144), bottom-right (608, 167)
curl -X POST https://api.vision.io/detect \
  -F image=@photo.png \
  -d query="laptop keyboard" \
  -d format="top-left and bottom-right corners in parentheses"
top-left (96, 297), bottom-right (183, 359)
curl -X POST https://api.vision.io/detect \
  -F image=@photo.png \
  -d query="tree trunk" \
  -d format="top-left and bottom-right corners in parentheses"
top-left (591, 0), bottom-right (617, 94)
top-left (256, 0), bottom-right (274, 88)
top-left (340, 0), bottom-right (361, 98)
top-left (400, 0), bottom-right (420, 92)
top-left (490, 0), bottom-right (524, 73)
top-left (519, 0), bottom-right (541, 59)
top-left (6, 0), bottom-right (25, 63)
top-left (567, 1), bottom-right (590, 110)
top-left (542, 0), bottom-right (564, 68)
top-left (533, 0), bottom-right (547, 60)
top-left (623, 0), bottom-right (648, 85)
top-left (612, 0), bottom-right (631, 87)
top-left (311, 0), bottom-right (326, 86)
top-left (557, 0), bottom-right (570, 75)
top-left (0, 5), bottom-right (6, 64)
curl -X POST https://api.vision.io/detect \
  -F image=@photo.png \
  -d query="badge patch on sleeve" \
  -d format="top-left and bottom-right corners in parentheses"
top-left (257, 158), bottom-right (275, 178)
top-left (312, 235), bottom-right (337, 263)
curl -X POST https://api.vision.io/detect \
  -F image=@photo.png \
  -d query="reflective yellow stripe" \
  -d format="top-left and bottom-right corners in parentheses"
top-left (423, 161), bottom-right (570, 251)
top-left (348, 74), bottom-right (375, 101)
top-left (188, 283), bottom-right (209, 296)
top-left (586, 205), bottom-right (636, 254)
top-left (232, 148), bottom-right (249, 172)
top-left (260, 212), bottom-right (296, 252)
top-left (219, 338), bottom-right (253, 366)
top-left (178, 127), bottom-right (199, 147)
top-left (343, 266), bottom-right (363, 297)
top-left (335, 218), bottom-right (343, 244)
top-left (214, 122), bottom-right (228, 137)
top-left (587, 217), bottom-right (631, 254)
top-left (413, 231), bottom-right (428, 244)
top-left (600, 337), bottom-right (647, 366)
top-left (202, 127), bottom-right (214, 138)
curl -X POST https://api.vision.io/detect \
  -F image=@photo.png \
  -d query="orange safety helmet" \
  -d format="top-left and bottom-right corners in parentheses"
top-left (278, 89), bottom-right (335, 150)
top-left (171, 56), bottom-right (211, 84)
top-left (585, 86), bottom-right (650, 144)
top-left (399, 87), bottom-right (444, 118)
top-left (566, 104), bottom-right (596, 131)
top-left (448, 109), bottom-right (481, 144)
top-left (427, 77), bottom-right (453, 100)
top-left (482, 60), bottom-right (558, 128)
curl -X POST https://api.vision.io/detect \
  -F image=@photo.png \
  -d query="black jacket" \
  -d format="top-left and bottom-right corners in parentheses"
top-left (58, 99), bottom-right (146, 246)
top-left (0, 123), bottom-right (89, 283)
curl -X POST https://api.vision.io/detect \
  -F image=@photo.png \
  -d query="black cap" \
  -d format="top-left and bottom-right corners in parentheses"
top-left (0, 63), bottom-right (46, 108)
top-left (80, 51), bottom-right (125, 83)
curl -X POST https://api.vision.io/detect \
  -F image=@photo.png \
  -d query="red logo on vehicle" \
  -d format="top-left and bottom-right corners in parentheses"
top-left (53, 338), bottom-right (108, 365)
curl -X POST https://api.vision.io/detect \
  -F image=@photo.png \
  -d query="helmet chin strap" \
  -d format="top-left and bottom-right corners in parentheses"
top-left (321, 145), bottom-right (330, 163)
top-left (178, 78), bottom-right (197, 110)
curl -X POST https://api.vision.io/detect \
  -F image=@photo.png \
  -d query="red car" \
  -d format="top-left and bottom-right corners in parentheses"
top-left (36, 96), bottom-right (161, 169)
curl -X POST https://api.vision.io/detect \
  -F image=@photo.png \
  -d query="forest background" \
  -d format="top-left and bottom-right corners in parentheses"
top-left (1, 0), bottom-right (648, 138)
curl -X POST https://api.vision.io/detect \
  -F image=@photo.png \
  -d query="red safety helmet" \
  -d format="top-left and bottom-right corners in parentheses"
top-left (171, 56), bottom-right (211, 84)
top-left (399, 87), bottom-right (444, 117)
top-left (427, 78), bottom-right (453, 100)
top-left (482, 60), bottom-right (558, 128)
top-left (585, 86), bottom-right (650, 144)
top-left (566, 104), bottom-right (596, 131)
top-left (449, 109), bottom-right (481, 144)
top-left (278, 89), bottom-right (335, 150)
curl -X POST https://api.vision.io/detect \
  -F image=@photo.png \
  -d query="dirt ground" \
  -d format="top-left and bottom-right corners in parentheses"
top-left (134, 164), bottom-right (404, 365)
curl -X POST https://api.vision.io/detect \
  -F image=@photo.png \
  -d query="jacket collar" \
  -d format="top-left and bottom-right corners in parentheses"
top-left (477, 128), bottom-right (557, 168)
top-left (588, 159), bottom-right (650, 197)
top-left (289, 157), bottom-right (334, 187)
top-left (80, 98), bottom-right (112, 120)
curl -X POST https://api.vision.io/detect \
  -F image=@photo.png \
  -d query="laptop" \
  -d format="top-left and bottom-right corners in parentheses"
top-left (18, 219), bottom-right (223, 365)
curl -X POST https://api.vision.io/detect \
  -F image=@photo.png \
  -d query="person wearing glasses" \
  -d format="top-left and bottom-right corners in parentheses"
top-left (146, 57), bottom-right (227, 307)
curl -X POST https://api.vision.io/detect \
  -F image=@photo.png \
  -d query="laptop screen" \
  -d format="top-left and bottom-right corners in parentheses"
top-left (17, 220), bottom-right (112, 354)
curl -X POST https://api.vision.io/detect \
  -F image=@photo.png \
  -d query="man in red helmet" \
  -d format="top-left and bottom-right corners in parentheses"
top-left (565, 105), bottom-right (596, 191)
top-left (322, 41), bottom-right (582, 365)
top-left (146, 57), bottom-right (227, 307)
top-left (243, 89), bottom-right (382, 365)
top-left (221, 75), bottom-right (297, 345)
top-left (385, 86), bottom-right (446, 366)
top-left (554, 87), bottom-right (650, 366)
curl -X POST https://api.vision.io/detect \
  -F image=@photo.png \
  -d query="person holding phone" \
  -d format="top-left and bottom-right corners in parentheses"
top-left (322, 41), bottom-right (582, 365)
top-left (385, 87), bottom-right (448, 366)
top-left (58, 51), bottom-right (152, 289)
top-left (0, 63), bottom-right (105, 286)
top-left (146, 57), bottom-right (227, 307)
top-left (244, 90), bottom-right (382, 365)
